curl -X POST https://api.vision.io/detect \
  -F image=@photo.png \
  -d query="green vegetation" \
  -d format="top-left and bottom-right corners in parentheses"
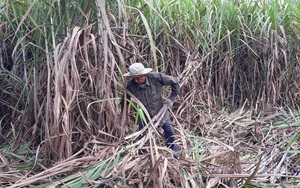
top-left (0, 0), bottom-right (299, 187)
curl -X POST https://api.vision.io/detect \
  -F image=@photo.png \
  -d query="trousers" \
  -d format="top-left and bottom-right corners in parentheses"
top-left (138, 117), bottom-right (179, 152)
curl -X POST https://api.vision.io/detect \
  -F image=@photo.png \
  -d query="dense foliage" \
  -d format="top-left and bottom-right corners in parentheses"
top-left (0, 0), bottom-right (299, 187)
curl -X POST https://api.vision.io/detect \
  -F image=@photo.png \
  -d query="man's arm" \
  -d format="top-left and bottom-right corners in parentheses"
top-left (159, 73), bottom-right (179, 101)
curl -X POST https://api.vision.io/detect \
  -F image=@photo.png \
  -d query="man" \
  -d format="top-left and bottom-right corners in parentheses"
top-left (121, 62), bottom-right (180, 158)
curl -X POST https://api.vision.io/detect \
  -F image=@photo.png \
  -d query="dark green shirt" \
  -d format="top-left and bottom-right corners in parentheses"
top-left (122, 72), bottom-right (179, 118)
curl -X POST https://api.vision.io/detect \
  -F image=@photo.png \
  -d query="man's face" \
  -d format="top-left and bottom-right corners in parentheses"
top-left (133, 75), bottom-right (146, 85)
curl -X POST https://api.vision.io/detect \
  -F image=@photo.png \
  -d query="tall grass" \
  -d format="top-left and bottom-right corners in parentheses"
top-left (109, 0), bottom-right (300, 110)
top-left (0, 0), bottom-right (300, 187)
top-left (1, 0), bottom-right (101, 164)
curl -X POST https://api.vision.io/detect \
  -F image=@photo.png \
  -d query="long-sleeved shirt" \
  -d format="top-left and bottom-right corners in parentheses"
top-left (121, 72), bottom-right (179, 118)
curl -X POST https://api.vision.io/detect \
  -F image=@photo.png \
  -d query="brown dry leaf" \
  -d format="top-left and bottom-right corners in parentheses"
top-left (206, 177), bottom-right (220, 188)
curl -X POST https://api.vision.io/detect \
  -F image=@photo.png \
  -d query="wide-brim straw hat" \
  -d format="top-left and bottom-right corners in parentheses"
top-left (123, 63), bottom-right (153, 77)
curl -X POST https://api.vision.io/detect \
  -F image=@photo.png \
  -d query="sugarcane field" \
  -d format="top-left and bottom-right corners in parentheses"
top-left (0, 0), bottom-right (300, 187)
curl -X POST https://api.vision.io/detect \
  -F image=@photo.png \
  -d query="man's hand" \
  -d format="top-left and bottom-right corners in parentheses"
top-left (164, 99), bottom-right (174, 107)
